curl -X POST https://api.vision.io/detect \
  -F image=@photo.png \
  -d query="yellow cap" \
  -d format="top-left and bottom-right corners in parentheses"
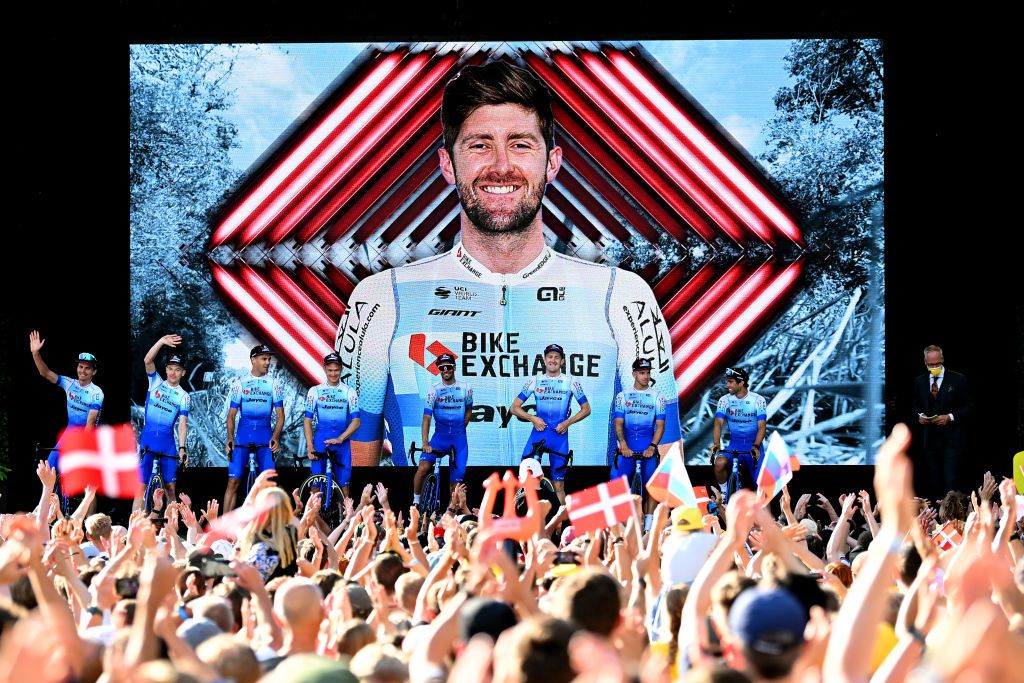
top-left (546, 563), bottom-right (582, 578)
top-left (671, 506), bottom-right (703, 532)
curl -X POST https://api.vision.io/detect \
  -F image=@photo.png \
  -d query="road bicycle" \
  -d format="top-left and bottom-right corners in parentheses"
top-left (408, 442), bottom-right (456, 516)
top-left (295, 448), bottom-right (346, 527)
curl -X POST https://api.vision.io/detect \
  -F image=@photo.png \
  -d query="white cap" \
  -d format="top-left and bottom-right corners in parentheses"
top-left (519, 458), bottom-right (543, 481)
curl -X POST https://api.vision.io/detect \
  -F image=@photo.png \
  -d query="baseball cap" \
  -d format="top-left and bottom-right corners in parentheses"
top-left (250, 344), bottom-right (274, 358)
top-left (165, 354), bottom-right (185, 368)
top-left (728, 587), bottom-right (808, 655)
top-left (323, 352), bottom-right (342, 366)
top-left (77, 352), bottom-right (98, 366)
top-left (519, 457), bottom-right (543, 481)
top-left (459, 597), bottom-right (518, 642)
top-left (346, 584), bottom-right (373, 620)
top-left (436, 353), bottom-right (456, 368)
top-left (724, 367), bottom-right (749, 384)
top-left (671, 506), bottom-right (703, 532)
top-left (632, 358), bottom-right (653, 371)
top-left (543, 343), bottom-right (565, 357)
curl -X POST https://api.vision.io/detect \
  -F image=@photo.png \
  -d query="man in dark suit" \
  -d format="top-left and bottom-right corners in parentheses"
top-left (912, 345), bottom-right (974, 497)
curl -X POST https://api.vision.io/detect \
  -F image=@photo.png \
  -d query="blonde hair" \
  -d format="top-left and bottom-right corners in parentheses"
top-left (237, 487), bottom-right (296, 570)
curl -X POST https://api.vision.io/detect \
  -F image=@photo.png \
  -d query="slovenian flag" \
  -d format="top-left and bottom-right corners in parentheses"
top-left (756, 431), bottom-right (794, 504)
top-left (645, 441), bottom-right (696, 508)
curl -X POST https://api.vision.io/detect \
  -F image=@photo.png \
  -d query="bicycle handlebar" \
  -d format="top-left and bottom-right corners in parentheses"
top-left (141, 447), bottom-right (179, 460)
top-left (407, 441), bottom-right (455, 466)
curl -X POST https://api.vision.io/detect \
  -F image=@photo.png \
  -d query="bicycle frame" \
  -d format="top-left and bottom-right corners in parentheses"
top-left (141, 447), bottom-right (179, 513)
top-left (527, 438), bottom-right (574, 469)
top-left (308, 447), bottom-right (340, 512)
top-left (715, 448), bottom-right (751, 504)
top-left (237, 443), bottom-right (270, 497)
top-left (409, 442), bottom-right (455, 514)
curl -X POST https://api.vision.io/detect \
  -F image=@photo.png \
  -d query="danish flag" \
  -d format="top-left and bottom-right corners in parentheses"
top-left (567, 476), bottom-right (635, 534)
top-left (931, 522), bottom-right (962, 551)
top-left (693, 486), bottom-right (711, 515)
top-left (58, 425), bottom-right (139, 499)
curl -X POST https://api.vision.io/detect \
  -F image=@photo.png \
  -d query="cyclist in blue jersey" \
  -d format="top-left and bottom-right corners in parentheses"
top-left (711, 367), bottom-right (767, 488)
top-left (223, 344), bottom-right (285, 511)
top-left (304, 352), bottom-right (361, 499)
top-left (133, 334), bottom-right (190, 510)
top-left (612, 358), bottom-right (666, 528)
top-left (29, 330), bottom-right (104, 473)
top-left (415, 353), bottom-right (473, 506)
top-left (511, 344), bottom-right (590, 503)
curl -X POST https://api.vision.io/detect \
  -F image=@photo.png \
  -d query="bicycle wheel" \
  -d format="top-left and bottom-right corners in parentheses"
top-left (421, 473), bottom-right (440, 516)
top-left (297, 475), bottom-right (344, 527)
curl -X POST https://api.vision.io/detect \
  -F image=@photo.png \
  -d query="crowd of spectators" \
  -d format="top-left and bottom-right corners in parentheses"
top-left (1, 424), bottom-right (1022, 682)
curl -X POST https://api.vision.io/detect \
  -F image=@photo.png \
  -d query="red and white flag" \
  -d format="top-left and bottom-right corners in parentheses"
top-left (58, 425), bottom-right (139, 499)
top-left (209, 492), bottom-right (282, 541)
top-left (646, 441), bottom-right (696, 508)
top-left (693, 486), bottom-right (711, 515)
top-left (931, 522), bottom-right (962, 551)
top-left (567, 476), bottom-right (635, 535)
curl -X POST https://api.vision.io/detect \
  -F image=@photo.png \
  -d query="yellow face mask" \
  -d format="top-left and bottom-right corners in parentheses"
top-left (928, 365), bottom-right (943, 377)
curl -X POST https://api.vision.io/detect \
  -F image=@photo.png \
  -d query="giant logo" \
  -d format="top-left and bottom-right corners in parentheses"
top-left (207, 44), bottom-right (804, 409)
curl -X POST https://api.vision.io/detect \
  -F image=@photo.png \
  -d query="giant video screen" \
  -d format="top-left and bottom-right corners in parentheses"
top-left (130, 40), bottom-right (885, 467)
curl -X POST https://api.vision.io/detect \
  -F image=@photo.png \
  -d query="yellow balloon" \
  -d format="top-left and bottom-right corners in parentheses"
top-left (1013, 451), bottom-right (1024, 495)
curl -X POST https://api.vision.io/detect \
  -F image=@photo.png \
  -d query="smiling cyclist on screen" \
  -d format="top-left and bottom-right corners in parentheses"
top-left (711, 367), bottom-right (766, 488)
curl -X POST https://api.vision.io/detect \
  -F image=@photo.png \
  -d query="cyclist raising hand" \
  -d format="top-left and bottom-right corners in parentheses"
top-left (29, 330), bottom-right (104, 474)
top-left (132, 334), bottom-right (190, 511)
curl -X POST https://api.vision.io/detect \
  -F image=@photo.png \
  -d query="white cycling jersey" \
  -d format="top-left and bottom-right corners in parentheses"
top-left (335, 241), bottom-right (681, 467)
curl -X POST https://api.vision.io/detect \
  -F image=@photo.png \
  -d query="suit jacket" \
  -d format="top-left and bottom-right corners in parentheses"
top-left (911, 370), bottom-right (973, 448)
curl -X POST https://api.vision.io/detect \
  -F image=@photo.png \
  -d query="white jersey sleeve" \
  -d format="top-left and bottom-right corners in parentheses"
top-left (607, 269), bottom-right (681, 443)
top-left (335, 270), bottom-right (397, 443)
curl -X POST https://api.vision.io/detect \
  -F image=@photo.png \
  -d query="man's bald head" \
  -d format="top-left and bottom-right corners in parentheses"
top-left (274, 578), bottom-right (324, 627)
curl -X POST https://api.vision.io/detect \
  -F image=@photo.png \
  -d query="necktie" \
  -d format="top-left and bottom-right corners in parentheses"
top-left (931, 376), bottom-right (939, 399)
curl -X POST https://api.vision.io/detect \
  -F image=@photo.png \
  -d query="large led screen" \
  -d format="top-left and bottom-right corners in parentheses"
top-left (129, 40), bottom-right (885, 467)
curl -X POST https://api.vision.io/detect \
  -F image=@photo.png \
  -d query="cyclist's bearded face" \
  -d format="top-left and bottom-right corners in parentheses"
top-left (324, 363), bottom-right (342, 384)
top-left (439, 365), bottom-right (456, 382)
top-left (447, 104), bottom-right (558, 236)
top-left (77, 362), bottom-right (96, 383)
top-left (725, 378), bottom-right (741, 394)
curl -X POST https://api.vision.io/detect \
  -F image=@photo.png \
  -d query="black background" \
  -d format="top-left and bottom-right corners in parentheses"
top-left (4, 2), bottom-right (1020, 518)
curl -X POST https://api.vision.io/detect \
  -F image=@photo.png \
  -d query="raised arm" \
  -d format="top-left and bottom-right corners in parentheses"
top-left (143, 334), bottom-right (180, 375)
top-left (28, 330), bottom-right (58, 383)
top-left (823, 424), bottom-right (914, 683)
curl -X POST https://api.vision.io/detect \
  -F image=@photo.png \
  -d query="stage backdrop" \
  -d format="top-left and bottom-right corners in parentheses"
top-left (129, 40), bottom-right (885, 467)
